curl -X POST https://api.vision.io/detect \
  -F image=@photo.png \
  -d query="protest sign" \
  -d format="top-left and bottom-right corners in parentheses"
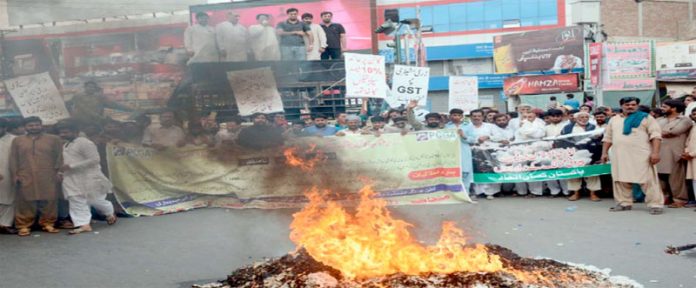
top-left (227, 67), bottom-right (283, 116)
top-left (107, 131), bottom-right (469, 216)
top-left (386, 65), bottom-right (430, 107)
top-left (345, 53), bottom-right (386, 98)
top-left (472, 130), bottom-right (610, 183)
top-left (4, 72), bottom-right (69, 124)
top-left (448, 76), bottom-right (478, 112)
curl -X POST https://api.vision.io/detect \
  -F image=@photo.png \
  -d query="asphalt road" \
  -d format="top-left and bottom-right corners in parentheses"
top-left (0, 197), bottom-right (695, 288)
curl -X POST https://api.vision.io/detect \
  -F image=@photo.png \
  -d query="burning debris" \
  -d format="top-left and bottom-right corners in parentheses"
top-left (665, 243), bottom-right (696, 255)
top-left (194, 147), bottom-right (642, 288)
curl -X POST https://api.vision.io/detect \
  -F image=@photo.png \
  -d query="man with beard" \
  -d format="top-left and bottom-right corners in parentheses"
top-left (302, 13), bottom-right (327, 60)
top-left (237, 113), bottom-right (284, 150)
top-left (544, 109), bottom-right (569, 197)
top-left (10, 117), bottom-right (64, 236)
top-left (514, 111), bottom-right (546, 197)
top-left (562, 112), bottom-right (601, 201)
top-left (444, 108), bottom-right (478, 193)
top-left (509, 104), bottom-right (544, 133)
top-left (302, 114), bottom-right (338, 136)
top-left (682, 108), bottom-right (696, 211)
top-left (469, 110), bottom-right (497, 199)
top-left (601, 97), bottom-right (664, 215)
top-left (319, 11), bottom-right (346, 60)
top-left (362, 116), bottom-right (386, 136)
top-left (336, 115), bottom-right (362, 136)
top-left (594, 111), bottom-right (608, 129)
top-left (384, 116), bottom-right (411, 134)
top-left (142, 110), bottom-right (185, 150)
top-left (56, 120), bottom-right (116, 234)
top-left (0, 118), bottom-right (17, 234)
top-left (656, 99), bottom-right (692, 208)
top-left (490, 113), bottom-right (515, 145)
top-left (406, 100), bottom-right (441, 131)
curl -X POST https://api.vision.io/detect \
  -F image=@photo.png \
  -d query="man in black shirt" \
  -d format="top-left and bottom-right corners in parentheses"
top-left (237, 113), bottom-right (285, 150)
top-left (320, 11), bottom-right (346, 60)
top-left (276, 8), bottom-right (314, 61)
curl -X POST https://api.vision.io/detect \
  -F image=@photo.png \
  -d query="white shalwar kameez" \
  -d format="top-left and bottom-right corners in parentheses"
top-left (184, 24), bottom-right (220, 64)
top-left (62, 137), bottom-right (114, 227)
top-left (215, 21), bottom-right (249, 62)
top-left (0, 133), bottom-right (16, 227)
top-left (514, 120), bottom-right (546, 196)
top-left (472, 123), bottom-right (498, 196)
top-left (544, 122), bottom-right (569, 196)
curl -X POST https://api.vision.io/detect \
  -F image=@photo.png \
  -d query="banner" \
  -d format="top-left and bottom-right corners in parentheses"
top-left (656, 40), bottom-right (696, 71)
top-left (108, 131), bottom-right (470, 216)
top-left (472, 130), bottom-right (610, 183)
top-left (503, 74), bottom-right (579, 96)
top-left (603, 78), bottom-right (656, 91)
top-left (657, 68), bottom-right (696, 82)
top-left (604, 42), bottom-right (654, 79)
top-left (493, 26), bottom-right (584, 74)
top-left (227, 67), bottom-right (283, 116)
top-left (448, 76), bottom-right (478, 113)
top-left (387, 65), bottom-right (430, 107)
top-left (4, 72), bottom-right (70, 124)
top-left (589, 43), bottom-right (602, 86)
top-left (345, 53), bottom-right (386, 98)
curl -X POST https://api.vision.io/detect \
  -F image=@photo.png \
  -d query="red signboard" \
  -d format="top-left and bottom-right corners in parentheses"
top-left (503, 74), bottom-right (580, 96)
top-left (589, 43), bottom-right (602, 86)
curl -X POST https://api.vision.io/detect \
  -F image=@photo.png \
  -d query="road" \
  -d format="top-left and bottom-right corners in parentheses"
top-left (0, 197), bottom-right (694, 288)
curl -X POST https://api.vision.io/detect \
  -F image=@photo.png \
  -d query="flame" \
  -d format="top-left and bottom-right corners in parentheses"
top-left (290, 186), bottom-right (503, 279)
top-left (284, 145), bottom-right (324, 172)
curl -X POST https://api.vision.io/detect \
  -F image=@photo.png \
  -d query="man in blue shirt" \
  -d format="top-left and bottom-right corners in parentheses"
top-left (302, 114), bottom-right (338, 136)
top-left (563, 93), bottom-right (580, 110)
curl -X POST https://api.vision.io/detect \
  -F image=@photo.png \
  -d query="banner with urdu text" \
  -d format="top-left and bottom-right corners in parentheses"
top-left (107, 130), bottom-right (469, 216)
top-left (472, 130), bottom-right (611, 183)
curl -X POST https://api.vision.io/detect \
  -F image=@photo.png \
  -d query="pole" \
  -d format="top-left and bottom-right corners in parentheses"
top-left (638, 2), bottom-right (643, 37)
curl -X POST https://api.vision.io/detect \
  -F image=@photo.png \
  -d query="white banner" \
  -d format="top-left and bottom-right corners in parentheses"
top-left (656, 40), bottom-right (696, 70)
top-left (386, 65), bottom-right (430, 108)
top-left (448, 76), bottom-right (479, 113)
top-left (227, 67), bottom-right (284, 116)
top-left (4, 72), bottom-right (69, 124)
top-left (345, 53), bottom-right (386, 98)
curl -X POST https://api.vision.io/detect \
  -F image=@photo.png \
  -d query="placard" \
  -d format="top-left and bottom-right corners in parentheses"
top-left (4, 72), bottom-right (69, 124)
top-left (448, 76), bottom-right (478, 113)
top-left (345, 53), bottom-right (386, 98)
top-left (387, 65), bottom-right (430, 107)
top-left (227, 67), bottom-right (283, 116)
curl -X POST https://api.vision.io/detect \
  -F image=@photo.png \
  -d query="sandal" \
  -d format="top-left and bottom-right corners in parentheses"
top-left (17, 228), bottom-right (31, 237)
top-left (649, 208), bottom-right (664, 215)
top-left (41, 226), bottom-right (59, 233)
top-left (106, 215), bottom-right (117, 225)
top-left (668, 202), bottom-right (686, 208)
top-left (68, 226), bottom-right (93, 235)
top-left (609, 205), bottom-right (632, 212)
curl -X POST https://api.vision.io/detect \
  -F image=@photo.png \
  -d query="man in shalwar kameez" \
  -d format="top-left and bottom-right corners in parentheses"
top-left (0, 118), bottom-right (17, 234)
top-left (10, 117), bottom-right (63, 236)
top-left (656, 99), bottom-right (692, 207)
top-left (601, 97), bottom-right (665, 215)
top-left (56, 121), bottom-right (116, 235)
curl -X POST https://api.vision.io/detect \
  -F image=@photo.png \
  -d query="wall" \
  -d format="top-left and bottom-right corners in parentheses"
top-left (6, 0), bottom-right (207, 25)
top-left (0, 0), bottom-right (8, 27)
top-left (601, 0), bottom-right (695, 40)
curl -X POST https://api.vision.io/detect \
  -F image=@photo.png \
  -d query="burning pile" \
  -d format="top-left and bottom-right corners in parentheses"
top-left (195, 147), bottom-right (642, 288)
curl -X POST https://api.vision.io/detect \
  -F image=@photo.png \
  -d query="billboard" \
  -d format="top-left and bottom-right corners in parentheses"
top-left (602, 41), bottom-right (655, 91)
top-left (657, 40), bottom-right (696, 71)
top-left (493, 26), bottom-right (584, 74)
top-left (503, 74), bottom-right (580, 96)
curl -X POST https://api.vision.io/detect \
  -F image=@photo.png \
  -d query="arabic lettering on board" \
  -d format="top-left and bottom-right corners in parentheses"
top-left (227, 67), bottom-right (284, 116)
top-left (344, 53), bottom-right (386, 99)
top-left (387, 65), bottom-right (430, 107)
top-left (4, 72), bottom-right (70, 124)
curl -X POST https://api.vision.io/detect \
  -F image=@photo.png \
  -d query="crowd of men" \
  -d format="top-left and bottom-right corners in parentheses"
top-left (185, 8), bottom-right (346, 63)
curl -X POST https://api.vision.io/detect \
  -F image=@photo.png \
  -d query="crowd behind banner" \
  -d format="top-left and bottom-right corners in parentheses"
top-left (2, 81), bottom-right (696, 235)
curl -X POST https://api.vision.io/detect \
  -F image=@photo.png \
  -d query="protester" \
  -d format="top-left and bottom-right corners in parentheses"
top-left (284, 122), bottom-right (306, 139)
top-left (66, 81), bottom-right (134, 129)
top-left (656, 99), bottom-right (692, 207)
top-left (547, 96), bottom-right (560, 109)
top-left (216, 11), bottom-right (248, 62)
top-left (544, 109), bottom-right (569, 197)
top-left (682, 108), bottom-right (696, 211)
top-left (490, 113), bottom-right (515, 145)
top-left (319, 11), bottom-right (346, 60)
top-left (485, 110), bottom-right (498, 123)
top-left (601, 97), bottom-right (664, 215)
top-left (362, 116), bottom-right (386, 136)
top-left (276, 8), bottom-right (313, 61)
top-left (184, 12), bottom-right (219, 64)
top-left (336, 115), bottom-right (362, 136)
top-left (215, 116), bottom-right (243, 146)
top-left (470, 110), bottom-right (499, 199)
top-left (302, 13), bottom-right (328, 60)
top-left (302, 114), bottom-right (338, 136)
top-left (10, 117), bottom-right (64, 236)
top-left (122, 114), bottom-right (151, 145)
top-left (237, 113), bottom-right (284, 150)
top-left (56, 120), bottom-right (116, 235)
top-left (563, 94), bottom-right (580, 110)
top-left (248, 14), bottom-right (281, 61)
top-left (142, 110), bottom-right (185, 150)
top-left (183, 122), bottom-right (215, 147)
top-left (385, 116), bottom-right (410, 134)
top-left (444, 107), bottom-right (478, 192)
top-left (563, 112), bottom-right (601, 201)
top-left (273, 113), bottom-right (289, 130)
top-left (406, 101), bottom-right (441, 131)
top-left (0, 119), bottom-right (16, 234)
top-left (335, 112), bottom-right (348, 130)
top-left (584, 96), bottom-right (595, 108)
top-left (594, 111), bottom-right (608, 128)
top-left (509, 104), bottom-right (544, 132)
top-left (514, 111), bottom-right (546, 197)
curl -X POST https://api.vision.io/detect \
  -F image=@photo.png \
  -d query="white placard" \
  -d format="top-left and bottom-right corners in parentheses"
top-left (4, 72), bottom-right (69, 124)
top-left (448, 76), bottom-right (479, 113)
top-left (345, 53), bottom-right (386, 98)
top-left (227, 67), bottom-right (284, 116)
top-left (386, 65), bottom-right (430, 107)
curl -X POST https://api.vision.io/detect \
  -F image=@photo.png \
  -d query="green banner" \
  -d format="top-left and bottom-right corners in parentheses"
top-left (107, 130), bottom-right (471, 216)
top-left (474, 164), bottom-right (611, 183)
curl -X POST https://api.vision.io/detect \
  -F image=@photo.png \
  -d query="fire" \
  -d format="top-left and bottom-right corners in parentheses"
top-left (283, 145), bottom-right (324, 172)
top-left (290, 186), bottom-right (504, 279)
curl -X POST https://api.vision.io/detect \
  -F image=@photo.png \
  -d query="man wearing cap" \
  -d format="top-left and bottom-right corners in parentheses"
top-left (302, 114), bottom-right (338, 137)
top-left (336, 115), bottom-right (362, 136)
top-left (185, 12), bottom-right (220, 64)
top-left (601, 97), bottom-right (664, 215)
top-left (563, 111), bottom-right (602, 201)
